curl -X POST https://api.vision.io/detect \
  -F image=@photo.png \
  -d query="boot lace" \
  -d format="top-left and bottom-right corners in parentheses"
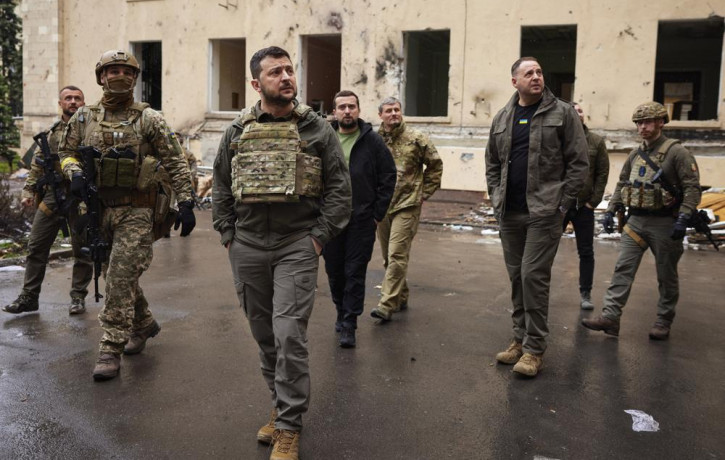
top-left (274, 430), bottom-right (297, 453)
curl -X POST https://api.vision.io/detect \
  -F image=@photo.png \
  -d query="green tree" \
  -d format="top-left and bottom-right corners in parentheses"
top-left (0, 0), bottom-right (22, 170)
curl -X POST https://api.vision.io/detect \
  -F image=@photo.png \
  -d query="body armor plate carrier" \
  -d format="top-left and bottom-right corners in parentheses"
top-left (231, 120), bottom-right (322, 203)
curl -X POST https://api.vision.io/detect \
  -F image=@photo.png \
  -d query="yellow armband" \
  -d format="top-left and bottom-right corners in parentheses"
top-left (60, 157), bottom-right (80, 169)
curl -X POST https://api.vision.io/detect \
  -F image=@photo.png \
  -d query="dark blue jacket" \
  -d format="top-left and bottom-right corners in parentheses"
top-left (331, 118), bottom-right (396, 223)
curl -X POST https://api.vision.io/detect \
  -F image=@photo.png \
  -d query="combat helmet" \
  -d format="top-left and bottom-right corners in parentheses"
top-left (632, 102), bottom-right (669, 124)
top-left (95, 50), bottom-right (140, 85)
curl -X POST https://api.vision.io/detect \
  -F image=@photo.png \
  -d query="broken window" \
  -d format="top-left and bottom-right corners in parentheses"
top-left (654, 18), bottom-right (724, 121)
top-left (210, 39), bottom-right (246, 112)
top-left (521, 25), bottom-right (577, 101)
top-left (300, 35), bottom-right (341, 115)
top-left (131, 42), bottom-right (162, 110)
top-left (404, 30), bottom-right (450, 117)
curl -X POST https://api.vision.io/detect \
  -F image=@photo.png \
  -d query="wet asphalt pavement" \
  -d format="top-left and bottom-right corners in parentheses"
top-left (1, 210), bottom-right (724, 460)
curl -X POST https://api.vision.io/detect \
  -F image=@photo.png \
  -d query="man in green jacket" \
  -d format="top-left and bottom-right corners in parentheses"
top-left (486, 57), bottom-right (588, 377)
top-left (562, 103), bottom-right (610, 310)
top-left (582, 102), bottom-right (701, 341)
top-left (370, 97), bottom-right (443, 322)
top-left (212, 46), bottom-right (351, 460)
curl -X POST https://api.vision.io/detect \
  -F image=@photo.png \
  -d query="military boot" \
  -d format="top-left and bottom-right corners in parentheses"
top-left (2, 294), bottom-right (39, 314)
top-left (649, 322), bottom-right (670, 341)
top-left (93, 353), bottom-right (121, 381)
top-left (339, 326), bottom-right (356, 348)
top-left (370, 307), bottom-right (391, 322)
top-left (580, 291), bottom-right (594, 310)
top-left (495, 341), bottom-right (523, 364)
top-left (257, 408), bottom-right (278, 444)
top-left (69, 297), bottom-right (86, 315)
top-left (513, 353), bottom-right (544, 377)
top-left (581, 315), bottom-right (620, 336)
top-left (270, 429), bottom-right (300, 460)
top-left (124, 320), bottom-right (161, 355)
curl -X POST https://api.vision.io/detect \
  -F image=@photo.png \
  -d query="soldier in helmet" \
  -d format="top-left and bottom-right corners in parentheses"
top-left (58, 50), bottom-right (196, 380)
top-left (212, 46), bottom-right (351, 460)
top-left (581, 102), bottom-right (701, 340)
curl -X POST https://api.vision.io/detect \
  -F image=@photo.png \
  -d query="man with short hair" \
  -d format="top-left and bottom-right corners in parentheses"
top-left (3, 86), bottom-right (93, 316)
top-left (213, 46), bottom-right (351, 460)
top-left (581, 102), bottom-right (701, 340)
top-left (59, 50), bottom-right (196, 381)
top-left (324, 90), bottom-right (396, 347)
top-left (370, 97), bottom-right (443, 322)
top-left (486, 57), bottom-right (588, 377)
top-left (562, 103), bottom-right (610, 310)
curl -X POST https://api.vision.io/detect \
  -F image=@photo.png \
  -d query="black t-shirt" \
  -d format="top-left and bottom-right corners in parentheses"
top-left (505, 100), bottom-right (541, 212)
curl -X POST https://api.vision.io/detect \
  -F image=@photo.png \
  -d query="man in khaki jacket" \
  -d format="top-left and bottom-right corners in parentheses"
top-left (485, 57), bottom-right (588, 377)
top-left (370, 97), bottom-right (443, 322)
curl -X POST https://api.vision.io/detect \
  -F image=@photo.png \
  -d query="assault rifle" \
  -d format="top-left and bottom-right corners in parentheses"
top-left (646, 161), bottom-right (719, 251)
top-left (688, 209), bottom-right (720, 251)
top-left (77, 146), bottom-right (109, 302)
top-left (32, 131), bottom-right (70, 237)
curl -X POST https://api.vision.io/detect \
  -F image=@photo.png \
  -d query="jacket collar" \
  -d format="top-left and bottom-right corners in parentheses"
top-left (503, 86), bottom-right (557, 117)
top-left (378, 119), bottom-right (406, 140)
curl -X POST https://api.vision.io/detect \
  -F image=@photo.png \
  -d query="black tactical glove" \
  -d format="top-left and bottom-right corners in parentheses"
top-left (602, 212), bottom-right (615, 234)
top-left (70, 172), bottom-right (86, 200)
top-left (670, 213), bottom-right (689, 240)
top-left (174, 200), bottom-right (196, 237)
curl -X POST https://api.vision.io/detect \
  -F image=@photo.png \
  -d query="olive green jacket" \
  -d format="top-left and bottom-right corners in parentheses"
top-left (485, 87), bottom-right (589, 219)
top-left (378, 121), bottom-right (443, 214)
top-left (212, 101), bottom-right (352, 249)
top-left (576, 126), bottom-right (610, 208)
top-left (608, 135), bottom-right (701, 217)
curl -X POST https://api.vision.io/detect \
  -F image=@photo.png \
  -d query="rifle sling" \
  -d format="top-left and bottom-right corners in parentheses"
top-left (38, 201), bottom-right (55, 217)
top-left (623, 224), bottom-right (648, 249)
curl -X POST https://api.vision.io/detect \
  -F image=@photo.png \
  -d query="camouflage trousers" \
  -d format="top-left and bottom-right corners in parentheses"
top-left (98, 206), bottom-right (155, 354)
top-left (376, 205), bottom-right (421, 314)
top-left (21, 202), bottom-right (92, 301)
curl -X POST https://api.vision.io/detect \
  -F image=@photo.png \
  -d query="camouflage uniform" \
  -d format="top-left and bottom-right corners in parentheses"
top-left (213, 101), bottom-right (351, 431)
top-left (375, 120), bottom-right (442, 316)
top-left (600, 134), bottom-right (701, 327)
top-left (17, 120), bottom-right (92, 303)
top-left (59, 103), bottom-right (193, 354)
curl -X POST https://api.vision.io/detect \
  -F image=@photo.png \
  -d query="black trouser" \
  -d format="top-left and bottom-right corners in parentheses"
top-left (322, 217), bottom-right (377, 329)
top-left (562, 206), bottom-right (595, 293)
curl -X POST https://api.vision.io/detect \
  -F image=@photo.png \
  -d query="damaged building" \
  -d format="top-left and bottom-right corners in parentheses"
top-left (18, 0), bottom-right (725, 193)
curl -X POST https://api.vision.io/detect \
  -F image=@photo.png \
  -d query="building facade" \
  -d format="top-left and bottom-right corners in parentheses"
top-left (20, 0), bottom-right (725, 191)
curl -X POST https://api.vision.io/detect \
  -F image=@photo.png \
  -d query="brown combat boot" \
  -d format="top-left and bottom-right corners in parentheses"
top-left (257, 408), bottom-right (278, 444)
top-left (649, 322), bottom-right (670, 340)
top-left (93, 353), bottom-right (121, 381)
top-left (512, 353), bottom-right (544, 377)
top-left (123, 320), bottom-right (161, 355)
top-left (495, 341), bottom-right (523, 364)
top-left (581, 315), bottom-right (620, 336)
top-left (270, 429), bottom-right (300, 460)
top-left (2, 294), bottom-right (39, 314)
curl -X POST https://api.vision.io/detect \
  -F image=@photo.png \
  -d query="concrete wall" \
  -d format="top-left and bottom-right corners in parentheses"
top-left (20, 0), bottom-right (725, 191)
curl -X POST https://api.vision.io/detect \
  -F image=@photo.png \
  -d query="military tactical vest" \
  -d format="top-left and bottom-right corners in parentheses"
top-left (621, 139), bottom-right (679, 211)
top-left (230, 108), bottom-right (322, 203)
top-left (80, 102), bottom-right (151, 190)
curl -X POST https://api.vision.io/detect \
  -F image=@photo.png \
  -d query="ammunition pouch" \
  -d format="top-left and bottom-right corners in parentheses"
top-left (96, 147), bottom-right (139, 189)
top-left (621, 180), bottom-right (676, 212)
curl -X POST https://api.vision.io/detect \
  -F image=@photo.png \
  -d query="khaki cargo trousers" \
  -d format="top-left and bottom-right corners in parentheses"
top-left (376, 205), bottom-right (422, 315)
top-left (22, 201), bottom-right (92, 301)
top-left (228, 235), bottom-right (319, 432)
top-left (602, 214), bottom-right (682, 325)
top-left (499, 211), bottom-right (563, 355)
